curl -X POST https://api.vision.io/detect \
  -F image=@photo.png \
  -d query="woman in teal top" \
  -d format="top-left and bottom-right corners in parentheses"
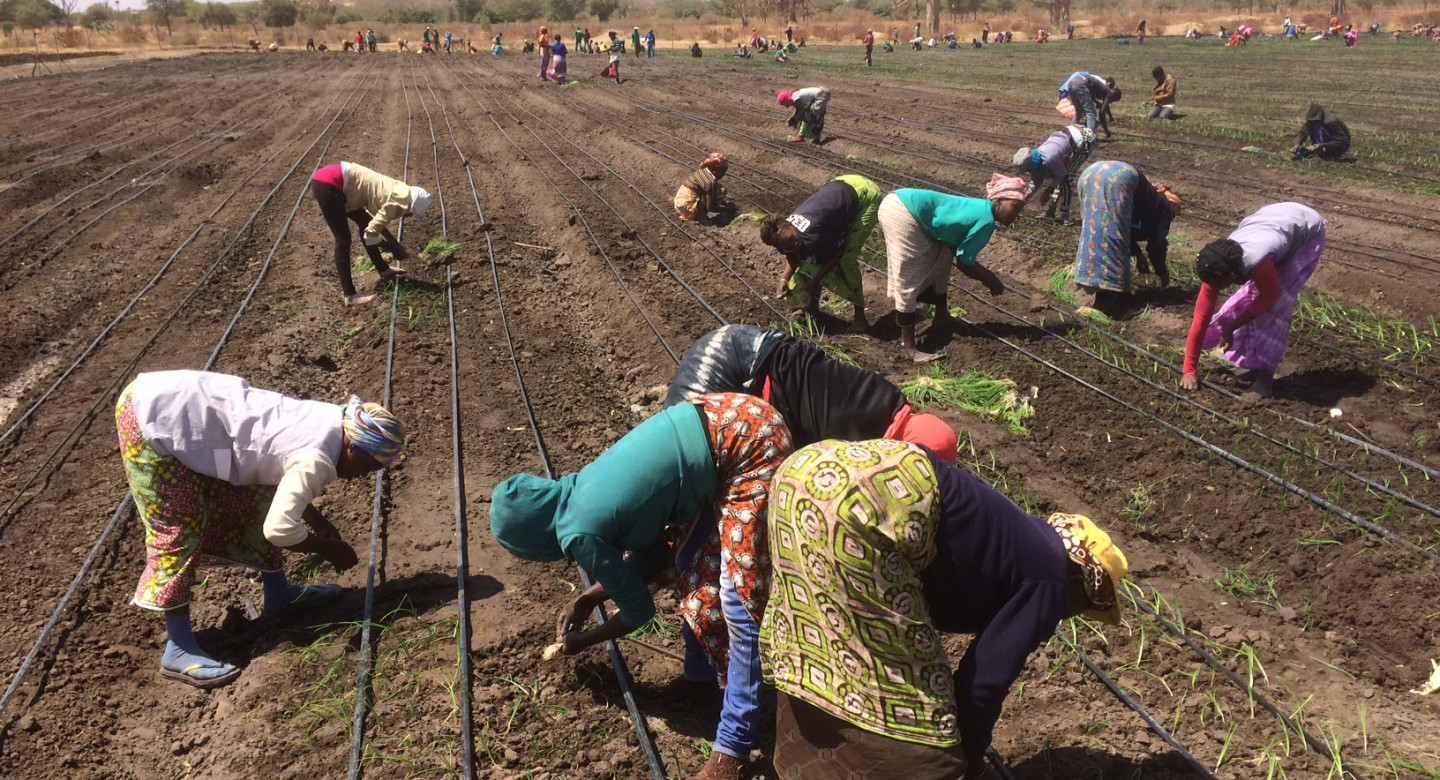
top-left (877, 175), bottom-right (1028, 362)
top-left (490, 393), bottom-right (793, 780)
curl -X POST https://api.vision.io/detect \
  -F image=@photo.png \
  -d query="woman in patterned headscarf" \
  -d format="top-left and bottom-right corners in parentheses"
top-left (490, 393), bottom-right (792, 780)
top-left (116, 370), bottom-right (404, 689)
top-left (673, 153), bottom-right (737, 224)
top-left (763, 439), bottom-right (1128, 780)
top-left (1070, 160), bottom-right (1179, 318)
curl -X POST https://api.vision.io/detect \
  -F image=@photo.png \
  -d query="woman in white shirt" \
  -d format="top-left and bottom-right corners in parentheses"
top-left (116, 370), bottom-right (405, 688)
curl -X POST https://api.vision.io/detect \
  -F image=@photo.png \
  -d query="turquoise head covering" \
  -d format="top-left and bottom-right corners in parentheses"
top-left (342, 395), bottom-right (405, 466)
top-left (490, 473), bottom-right (574, 562)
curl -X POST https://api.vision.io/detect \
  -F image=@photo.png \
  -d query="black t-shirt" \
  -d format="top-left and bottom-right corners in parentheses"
top-left (785, 179), bottom-right (859, 262)
top-left (758, 339), bottom-right (907, 447)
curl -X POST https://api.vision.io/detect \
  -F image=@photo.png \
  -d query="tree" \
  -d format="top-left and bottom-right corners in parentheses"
top-left (57, 0), bottom-right (76, 27)
top-left (13, 0), bottom-right (62, 29)
top-left (548, 0), bottom-right (583, 20)
top-left (259, 0), bottom-right (296, 27)
top-left (455, 0), bottom-right (484, 23)
top-left (79, 1), bottom-right (110, 29)
top-left (203, 1), bottom-right (235, 29)
top-left (925, 0), bottom-right (937, 32)
top-left (588, 0), bottom-right (618, 20)
top-left (144, 0), bottom-right (178, 34)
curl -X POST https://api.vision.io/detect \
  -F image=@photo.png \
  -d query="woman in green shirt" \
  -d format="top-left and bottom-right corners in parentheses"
top-left (877, 175), bottom-right (1028, 362)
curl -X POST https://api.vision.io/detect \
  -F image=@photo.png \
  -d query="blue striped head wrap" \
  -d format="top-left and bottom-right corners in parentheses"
top-left (342, 395), bottom-right (405, 467)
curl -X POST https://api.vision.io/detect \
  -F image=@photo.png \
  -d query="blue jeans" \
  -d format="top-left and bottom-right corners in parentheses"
top-left (1068, 80), bottom-right (1096, 133)
top-left (678, 544), bottom-right (762, 759)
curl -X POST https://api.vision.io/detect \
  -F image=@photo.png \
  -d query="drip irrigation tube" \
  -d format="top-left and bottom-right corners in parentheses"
top-left (0, 66), bottom-right (379, 724)
top-left (1054, 632), bottom-right (1221, 780)
top-left (1124, 588), bottom-right (1371, 780)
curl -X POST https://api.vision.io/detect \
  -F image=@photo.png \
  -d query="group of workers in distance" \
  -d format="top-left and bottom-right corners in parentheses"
top-left (120, 26), bottom-right (1352, 780)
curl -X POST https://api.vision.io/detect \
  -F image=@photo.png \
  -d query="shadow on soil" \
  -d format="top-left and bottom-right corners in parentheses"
top-left (1279, 365), bottom-right (1377, 407)
top-left (1007, 744), bottom-right (1205, 778)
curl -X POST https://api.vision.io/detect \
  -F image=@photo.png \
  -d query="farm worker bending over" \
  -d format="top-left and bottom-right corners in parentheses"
top-left (878, 175), bottom-right (1027, 363)
top-left (1147, 66), bottom-right (1177, 120)
top-left (1180, 202), bottom-right (1326, 399)
top-left (1058, 72), bottom-right (1118, 137)
top-left (664, 324), bottom-right (959, 458)
top-left (763, 439), bottom-right (1129, 780)
top-left (777, 86), bottom-right (830, 143)
top-left (672, 152), bottom-right (737, 224)
top-left (759, 174), bottom-right (881, 329)
top-left (117, 370), bottom-right (404, 689)
top-left (1013, 124), bottom-right (1096, 225)
top-left (310, 162), bottom-right (431, 306)
top-left (1292, 104), bottom-right (1351, 160)
top-left (490, 392), bottom-right (794, 780)
top-left (1071, 161), bottom-right (1180, 318)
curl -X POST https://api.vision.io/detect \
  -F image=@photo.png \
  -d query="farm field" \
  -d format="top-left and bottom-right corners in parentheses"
top-left (0, 35), bottom-right (1438, 780)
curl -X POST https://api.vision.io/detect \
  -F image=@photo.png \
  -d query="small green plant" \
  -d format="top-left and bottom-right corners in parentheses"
top-left (900, 365), bottom-right (1036, 435)
top-left (1077, 306), bottom-right (1114, 325)
top-left (1045, 266), bottom-right (1077, 304)
top-left (352, 257), bottom-right (376, 275)
top-left (423, 238), bottom-right (463, 257)
top-left (1209, 563), bottom-right (1283, 610)
top-left (629, 616), bottom-right (680, 642)
top-left (337, 325), bottom-right (363, 340)
top-left (1121, 483), bottom-right (1156, 519)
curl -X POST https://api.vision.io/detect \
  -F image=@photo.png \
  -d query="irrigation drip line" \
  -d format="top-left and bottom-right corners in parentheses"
top-left (1124, 589), bottom-right (1371, 780)
top-left (0, 65), bottom-right (379, 725)
top-left (491, 85), bottom-right (788, 323)
top-left (453, 71), bottom-right (679, 364)
top-left (473, 81), bottom-right (729, 329)
top-left (347, 66), bottom-right (421, 780)
top-left (1053, 631), bottom-right (1221, 780)
top-left (466, 99), bottom-right (669, 780)
top-left (0, 115), bottom-right (183, 185)
top-left (413, 63), bottom-right (481, 779)
top-left (0, 75), bottom-right (373, 526)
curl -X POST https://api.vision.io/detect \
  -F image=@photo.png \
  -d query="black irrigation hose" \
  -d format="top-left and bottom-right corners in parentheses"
top-left (453, 71), bottom-right (679, 364)
top-left (474, 81), bottom-right (729, 330)
top-left (347, 65), bottom-right (418, 780)
top-left (1054, 632), bottom-right (1222, 780)
top-left (471, 107), bottom-right (670, 780)
top-left (1124, 589), bottom-right (1371, 780)
top-left (0, 65), bottom-right (380, 724)
top-left (414, 63), bottom-right (480, 780)
top-left (0, 78), bottom-right (370, 525)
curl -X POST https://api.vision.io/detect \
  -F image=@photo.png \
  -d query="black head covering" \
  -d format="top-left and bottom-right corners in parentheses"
top-left (1196, 239), bottom-right (1244, 284)
top-left (1305, 104), bottom-right (1325, 123)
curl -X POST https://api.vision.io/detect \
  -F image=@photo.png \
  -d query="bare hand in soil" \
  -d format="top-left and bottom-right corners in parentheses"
top-left (1180, 374), bottom-right (1200, 391)
top-left (1220, 327), bottom-right (1236, 350)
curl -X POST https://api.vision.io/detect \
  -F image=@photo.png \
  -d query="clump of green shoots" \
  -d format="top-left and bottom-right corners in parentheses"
top-left (423, 238), bottom-right (463, 257)
top-left (1045, 266), bottom-right (1077, 304)
top-left (901, 365), bottom-right (1036, 435)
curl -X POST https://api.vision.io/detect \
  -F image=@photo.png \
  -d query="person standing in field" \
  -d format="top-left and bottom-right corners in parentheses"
top-left (547, 37), bottom-right (568, 84)
top-left (1147, 66), bottom-right (1177, 120)
top-left (1136, 19), bottom-right (1146, 43)
top-left (863, 29), bottom-right (875, 65)
top-left (117, 370), bottom-right (404, 689)
top-left (601, 31), bottom-right (622, 82)
top-left (786, 22), bottom-right (795, 43)
top-left (583, 28), bottom-right (592, 52)
top-left (878, 176), bottom-right (1028, 362)
top-left (763, 439), bottom-right (1128, 780)
top-left (1180, 202), bottom-right (1327, 399)
top-left (490, 392), bottom-right (793, 780)
top-left (575, 27), bottom-right (584, 52)
top-left (632, 26), bottom-right (642, 57)
top-left (982, 22), bottom-right (990, 42)
top-left (309, 161), bottom-right (431, 305)
top-left (1013, 125), bottom-right (1096, 225)
top-left (1071, 160), bottom-right (1179, 317)
top-left (760, 174), bottom-right (882, 330)
top-left (537, 25), bottom-right (551, 79)
top-left (646, 29), bottom-right (656, 57)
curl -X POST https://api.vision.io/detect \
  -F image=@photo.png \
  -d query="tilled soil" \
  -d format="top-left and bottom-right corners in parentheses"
top-left (0, 43), bottom-right (1437, 780)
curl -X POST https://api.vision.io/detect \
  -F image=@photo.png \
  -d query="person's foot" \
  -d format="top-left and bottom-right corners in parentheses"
top-left (789, 135), bottom-right (805, 143)
top-left (343, 292), bottom-right (377, 306)
top-left (905, 347), bottom-right (944, 363)
top-left (160, 641), bottom-right (241, 689)
top-left (264, 583), bottom-right (344, 617)
top-left (692, 751), bottom-right (746, 780)
top-left (1246, 371), bottom-right (1275, 398)
top-left (850, 314), bottom-right (870, 333)
top-left (378, 265), bottom-right (407, 282)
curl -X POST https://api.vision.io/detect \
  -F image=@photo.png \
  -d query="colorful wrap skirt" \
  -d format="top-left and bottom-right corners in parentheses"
top-left (1202, 224), bottom-right (1326, 373)
top-left (117, 383), bottom-right (283, 612)
top-left (674, 393), bottom-right (793, 679)
top-left (762, 439), bottom-right (958, 747)
top-left (1073, 161), bottom-right (1138, 294)
top-left (546, 52), bottom-right (567, 84)
top-left (786, 174), bottom-right (881, 310)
